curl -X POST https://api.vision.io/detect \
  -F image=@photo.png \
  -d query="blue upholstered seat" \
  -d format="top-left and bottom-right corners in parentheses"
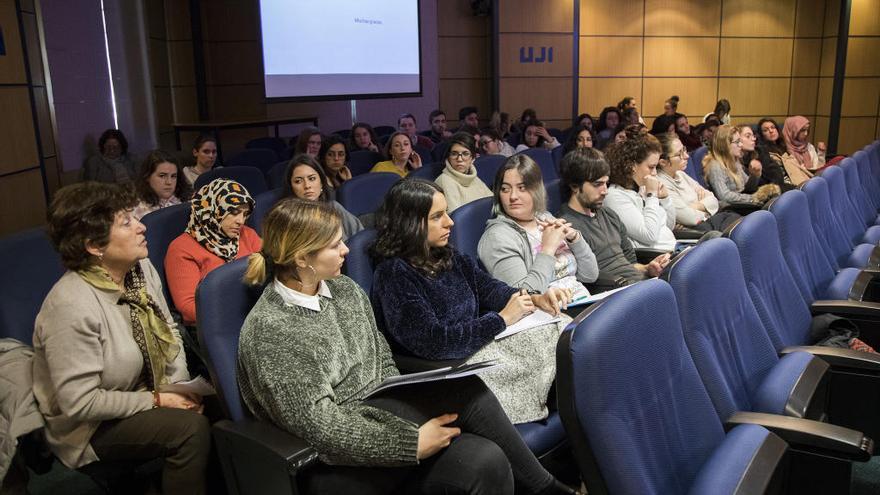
top-left (141, 203), bottom-right (191, 310)
top-left (193, 166), bottom-right (268, 198)
top-left (226, 148), bottom-right (280, 174)
top-left (348, 150), bottom-right (384, 177)
top-left (801, 177), bottom-right (877, 270)
top-left (519, 147), bottom-right (558, 181)
top-left (336, 172), bottom-right (400, 217)
top-left (474, 154), bottom-right (506, 185)
top-left (449, 197), bottom-right (493, 262)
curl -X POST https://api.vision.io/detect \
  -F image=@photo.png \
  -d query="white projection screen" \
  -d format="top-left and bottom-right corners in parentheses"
top-left (259, 0), bottom-right (422, 100)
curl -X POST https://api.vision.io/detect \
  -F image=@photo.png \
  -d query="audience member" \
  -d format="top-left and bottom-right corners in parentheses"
top-left (695, 117), bottom-right (721, 147)
top-left (702, 125), bottom-right (780, 207)
top-left (512, 108), bottom-right (537, 135)
top-left (283, 154), bottom-right (363, 239)
top-left (488, 111), bottom-right (511, 139)
top-left (655, 132), bottom-right (739, 232)
top-left (35, 182), bottom-right (208, 493)
top-left (183, 134), bottom-right (218, 186)
top-left (783, 115), bottom-right (826, 173)
top-left (398, 113), bottom-right (435, 149)
top-left (595, 107), bottom-right (621, 147)
top-left (370, 132), bottom-right (422, 177)
top-left (426, 109), bottom-right (452, 143)
top-left (757, 118), bottom-right (805, 188)
top-left (458, 106), bottom-right (480, 130)
top-left (514, 121), bottom-right (560, 152)
top-left (479, 128), bottom-right (516, 158)
top-left (558, 148), bottom-right (671, 287)
top-left (434, 132), bottom-right (492, 212)
top-left (649, 115), bottom-right (677, 136)
top-left (349, 122), bottom-right (381, 154)
top-left (370, 179), bottom-right (574, 425)
top-left (293, 127), bottom-right (323, 158)
top-left (617, 96), bottom-right (645, 125)
top-left (478, 154), bottom-right (599, 295)
top-left (675, 114), bottom-right (703, 152)
top-left (737, 124), bottom-right (767, 184)
top-left (133, 150), bottom-right (191, 220)
top-left (603, 133), bottom-right (677, 251)
top-left (319, 135), bottom-right (352, 190)
top-left (706, 99), bottom-right (731, 124)
top-left (663, 95), bottom-right (679, 117)
top-left (82, 129), bottom-right (139, 183)
top-left (166, 179), bottom-right (260, 325)
top-left (573, 113), bottom-right (595, 132)
top-left (562, 124), bottom-right (594, 155)
top-left (238, 197), bottom-right (574, 495)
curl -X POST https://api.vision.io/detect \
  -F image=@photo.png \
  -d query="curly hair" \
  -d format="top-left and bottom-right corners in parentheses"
top-left (48, 182), bottom-right (139, 271)
top-left (135, 150), bottom-right (192, 207)
top-left (605, 133), bottom-right (662, 190)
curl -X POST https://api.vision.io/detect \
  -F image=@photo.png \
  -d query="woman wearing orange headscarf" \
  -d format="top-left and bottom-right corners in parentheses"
top-left (783, 116), bottom-right (826, 173)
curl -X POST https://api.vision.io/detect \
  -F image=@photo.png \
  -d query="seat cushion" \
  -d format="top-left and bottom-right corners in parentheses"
top-left (864, 225), bottom-right (880, 245)
top-left (514, 411), bottom-right (566, 457)
top-left (688, 424), bottom-right (784, 495)
top-left (752, 351), bottom-right (816, 415)
top-left (825, 267), bottom-right (861, 300)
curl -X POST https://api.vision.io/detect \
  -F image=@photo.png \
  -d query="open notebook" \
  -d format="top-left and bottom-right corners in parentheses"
top-left (363, 359), bottom-right (501, 399)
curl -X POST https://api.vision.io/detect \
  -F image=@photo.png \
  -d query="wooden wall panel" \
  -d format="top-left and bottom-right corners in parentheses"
top-left (820, 37), bottom-right (837, 77)
top-left (717, 78), bottom-right (791, 116)
top-left (845, 38), bottom-right (880, 76)
top-left (789, 78), bottom-right (819, 115)
top-left (644, 0), bottom-right (721, 36)
top-left (439, 36), bottom-right (489, 79)
top-left (580, 37), bottom-right (643, 76)
top-left (643, 38), bottom-right (718, 77)
top-left (816, 77), bottom-right (834, 115)
top-left (499, 0), bottom-right (574, 33)
top-left (167, 41), bottom-right (196, 86)
top-left (721, 0), bottom-right (796, 37)
top-left (814, 116), bottom-right (830, 144)
top-left (0, 0), bottom-right (27, 84)
top-left (841, 78), bottom-right (880, 116)
top-left (795, 0), bottom-right (828, 37)
top-left (580, 0), bottom-right (643, 36)
top-left (719, 39), bottom-right (793, 77)
top-left (204, 42), bottom-right (262, 85)
top-left (0, 170), bottom-right (48, 237)
top-left (437, 0), bottom-right (489, 36)
top-left (500, 34), bottom-right (573, 77)
top-left (642, 78), bottom-right (718, 117)
top-left (824, 0), bottom-right (841, 36)
top-left (439, 79), bottom-right (491, 126)
top-left (438, 1), bottom-right (490, 128)
top-left (500, 78), bottom-right (572, 121)
top-left (578, 77), bottom-right (642, 115)
top-left (838, 117), bottom-right (878, 152)
top-left (150, 38), bottom-right (171, 87)
top-left (0, 87), bottom-right (39, 175)
top-left (792, 39), bottom-right (822, 76)
top-left (849, 0), bottom-right (880, 36)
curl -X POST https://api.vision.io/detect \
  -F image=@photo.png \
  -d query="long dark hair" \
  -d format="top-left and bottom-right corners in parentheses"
top-left (597, 107), bottom-right (621, 132)
top-left (283, 153), bottom-right (330, 202)
top-left (563, 124), bottom-right (594, 154)
top-left (370, 179), bottom-right (453, 277)
top-left (757, 118), bottom-right (786, 155)
top-left (136, 150), bottom-right (192, 206)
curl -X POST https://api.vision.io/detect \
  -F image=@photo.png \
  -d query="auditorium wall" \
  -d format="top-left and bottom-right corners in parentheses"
top-left (437, 1), bottom-right (491, 128)
top-left (838, 0), bottom-right (880, 153)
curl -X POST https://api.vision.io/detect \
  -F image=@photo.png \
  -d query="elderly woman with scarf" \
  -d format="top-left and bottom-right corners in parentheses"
top-left (783, 116), bottom-right (826, 173)
top-left (166, 178), bottom-right (261, 325)
top-left (32, 182), bottom-right (209, 493)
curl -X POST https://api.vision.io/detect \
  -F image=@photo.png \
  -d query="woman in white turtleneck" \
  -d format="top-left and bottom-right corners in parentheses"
top-left (434, 132), bottom-right (493, 212)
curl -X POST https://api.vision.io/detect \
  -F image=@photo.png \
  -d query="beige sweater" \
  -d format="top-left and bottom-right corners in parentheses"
top-left (31, 259), bottom-right (189, 469)
top-left (434, 161), bottom-right (493, 212)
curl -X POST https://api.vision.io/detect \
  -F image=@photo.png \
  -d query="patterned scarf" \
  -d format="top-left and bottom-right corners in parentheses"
top-left (782, 116), bottom-right (814, 169)
top-left (187, 179), bottom-right (254, 261)
top-left (78, 263), bottom-right (180, 388)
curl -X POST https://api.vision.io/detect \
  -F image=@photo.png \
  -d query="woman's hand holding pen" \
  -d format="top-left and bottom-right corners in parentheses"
top-left (498, 289), bottom-right (535, 325)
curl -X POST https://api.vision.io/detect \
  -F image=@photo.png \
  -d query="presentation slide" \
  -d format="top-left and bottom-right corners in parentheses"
top-left (259, 0), bottom-right (421, 98)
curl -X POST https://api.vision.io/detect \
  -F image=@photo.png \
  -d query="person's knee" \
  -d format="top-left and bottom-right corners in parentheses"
top-left (164, 410), bottom-right (211, 461)
top-left (428, 435), bottom-right (513, 494)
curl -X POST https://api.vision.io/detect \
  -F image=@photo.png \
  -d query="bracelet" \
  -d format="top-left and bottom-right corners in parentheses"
top-left (152, 390), bottom-right (161, 409)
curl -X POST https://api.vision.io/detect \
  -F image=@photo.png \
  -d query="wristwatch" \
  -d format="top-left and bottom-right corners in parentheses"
top-left (645, 192), bottom-right (654, 198)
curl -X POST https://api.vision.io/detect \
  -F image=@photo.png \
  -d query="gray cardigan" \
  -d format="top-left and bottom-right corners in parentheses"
top-left (331, 200), bottom-right (364, 240)
top-left (477, 213), bottom-right (599, 292)
top-left (31, 259), bottom-right (189, 469)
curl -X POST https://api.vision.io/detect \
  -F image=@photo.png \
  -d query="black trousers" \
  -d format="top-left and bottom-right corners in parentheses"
top-left (297, 376), bottom-right (555, 495)
top-left (690, 210), bottom-right (741, 232)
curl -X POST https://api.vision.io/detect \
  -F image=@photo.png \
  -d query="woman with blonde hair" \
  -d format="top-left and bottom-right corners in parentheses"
top-left (238, 197), bottom-right (575, 494)
top-left (702, 125), bottom-right (779, 207)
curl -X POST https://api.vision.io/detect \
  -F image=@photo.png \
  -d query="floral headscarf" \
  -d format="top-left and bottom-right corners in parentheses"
top-left (187, 179), bottom-right (254, 261)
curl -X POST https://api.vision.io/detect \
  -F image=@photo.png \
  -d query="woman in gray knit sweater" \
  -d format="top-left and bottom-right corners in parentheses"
top-left (237, 198), bottom-right (574, 494)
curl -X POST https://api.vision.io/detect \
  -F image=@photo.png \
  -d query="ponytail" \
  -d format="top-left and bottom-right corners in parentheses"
top-left (244, 252), bottom-right (268, 286)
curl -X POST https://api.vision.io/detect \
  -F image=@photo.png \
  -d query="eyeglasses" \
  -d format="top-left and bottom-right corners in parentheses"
top-left (449, 151), bottom-right (473, 160)
top-left (730, 139), bottom-right (742, 146)
top-left (480, 139), bottom-right (493, 147)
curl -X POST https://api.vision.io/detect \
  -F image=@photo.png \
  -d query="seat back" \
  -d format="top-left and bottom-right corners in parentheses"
top-left (840, 157), bottom-right (877, 227)
top-left (408, 162), bottom-right (443, 181)
top-left (519, 147), bottom-right (558, 181)
top-left (250, 188), bottom-right (285, 235)
top-left (545, 178), bottom-right (561, 215)
top-left (727, 211), bottom-right (812, 350)
top-left (854, 151), bottom-right (880, 210)
top-left (431, 141), bottom-right (450, 164)
top-left (768, 190), bottom-right (839, 302)
top-left (686, 146), bottom-right (709, 188)
top-left (265, 160), bottom-right (288, 190)
top-left (342, 229), bottom-right (377, 294)
top-left (336, 173), bottom-right (400, 217)
top-left (474, 154), bottom-right (506, 185)
top-left (557, 279), bottom-right (728, 495)
top-left (142, 203), bottom-right (191, 309)
top-left (449, 197), bottom-right (493, 261)
top-left (662, 238), bottom-right (782, 421)
top-left (193, 166), bottom-right (268, 198)
top-left (821, 165), bottom-right (867, 246)
top-left (225, 149), bottom-right (279, 174)
top-left (348, 150), bottom-right (384, 177)
top-left (245, 137), bottom-right (287, 159)
top-left (373, 125), bottom-right (395, 136)
top-left (331, 128), bottom-right (351, 139)
top-left (551, 146), bottom-right (565, 171)
top-left (196, 258), bottom-right (262, 421)
top-left (801, 177), bottom-right (853, 269)
top-left (0, 228), bottom-right (65, 344)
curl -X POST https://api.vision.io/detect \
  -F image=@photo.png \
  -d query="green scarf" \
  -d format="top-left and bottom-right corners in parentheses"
top-left (77, 263), bottom-right (180, 388)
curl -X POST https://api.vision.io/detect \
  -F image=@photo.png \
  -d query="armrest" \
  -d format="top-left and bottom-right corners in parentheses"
top-left (672, 227), bottom-right (704, 240)
top-left (213, 419), bottom-right (317, 471)
top-left (811, 299), bottom-right (880, 319)
top-left (583, 272), bottom-right (628, 294)
top-left (392, 354), bottom-right (467, 373)
top-left (634, 248), bottom-right (669, 265)
top-left (780, 346), bottom-right (880, 373)
top-left (724, 411), bottom-right (873, 462)
top-left (867, 246), bottom-right (880, 271)
top-left (721, 202), bottom-right (762, 215)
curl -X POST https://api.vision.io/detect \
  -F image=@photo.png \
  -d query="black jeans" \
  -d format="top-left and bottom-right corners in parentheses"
top-left (298, 376), bottom-right (555, 495)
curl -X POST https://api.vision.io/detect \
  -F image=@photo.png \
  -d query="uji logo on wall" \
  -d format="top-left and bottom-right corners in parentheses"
top-left (519, 46), bottom-right (553, 63)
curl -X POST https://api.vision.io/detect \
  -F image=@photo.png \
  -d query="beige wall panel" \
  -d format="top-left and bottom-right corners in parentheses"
top-left (437, 0), bottom-right (489, 36)
top-left (643, 38), bottom-right (718, 77)
top-left (791, 38), bottom-right (822, 76)
top-left (150, 38), bottom-right (170, 88)
top-left (578, 77), bottom-right (642, 116)
top-left (500, 78), bottom-right (572, 121)
top-left (543, 119), bottom-right (573, 130)
top-left (499, 0), bottom-right (574, 33)
top-left (718, 78), bottom-right (790, 116)
top-left (850, 0), bottom-right (880, 36)
top-left (580, 37), bottom-right (643, 77)
top-left (0, 1), bottom-right (27, 84)
top-left (841, 78), bottom-right (880, 116)
top-left (816, 77), bottom-right (834, 115)
top-left (642, 78), bottom-right (718, 117)
top-left (719, 39), bottom-right (793, 77)
top-left (789, 78), bottom-right (819, 115)
top-left (21, 12), bottom-right (44, 86)
top-left (580, 0), bottom-right (643, 36)
top-left (838, 117), bottom-right (877, 153)
top-left (795, 0), bottom-right (827, 37)
top-left (820, 37), bottom-right (837, 77)
top-left (814, 116), bottom-right (830, 143)
top-left (154, 86), bottom-right (173, 130)
top-left (501, 34), bottom-right (573, 77)
top-left (0, 170), bottom-right (47, 236)
top-left (439, 79), bottom-right (491, 125)
top-left (440, 36), bottom-right (489, 79)
top-left (168, 40), bottom-right (196, 87)
top-left (164, 0), bottom-right (191, 41)
top-left (204, 41), bottom-right (262, 86)
top-left (845, 38), bottom-right (880, 76)
top-left (171, 86), bottom-right (199, 124)
top-left (721, 0), bottom-right (796, 37)
top-left (824, 0), bottom-right (840, 36)
top-left (644, 0), bottom-right (721, 36)
top-left (207, 85), bottom-right (266, 120)
top-left (0, 87), bottom-right (38, 175)
top-left (729, 115), bottom-right (789, 126)
top-left (202, 0), bottom-right (259, 41)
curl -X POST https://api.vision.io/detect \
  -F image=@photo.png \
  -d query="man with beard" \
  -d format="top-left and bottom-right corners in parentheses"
top-left (558, 147), bottom-right (670, 286)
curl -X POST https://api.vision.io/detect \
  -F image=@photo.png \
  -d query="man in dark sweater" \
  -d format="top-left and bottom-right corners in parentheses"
top-left (558, 148), bottom-right (670, 286)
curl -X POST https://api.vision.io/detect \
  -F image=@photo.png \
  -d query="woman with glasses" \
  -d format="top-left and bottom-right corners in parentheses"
top-left (562, 124), bottom-right (594, 155)
top-left (479, 129), bottom-right (516, 158)
top-left (702, 125), bottom-right (779, 208)
top-left (434, 132), bottom-right (493, 212)
top-left (319, 135), bottom-right (352, 192)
